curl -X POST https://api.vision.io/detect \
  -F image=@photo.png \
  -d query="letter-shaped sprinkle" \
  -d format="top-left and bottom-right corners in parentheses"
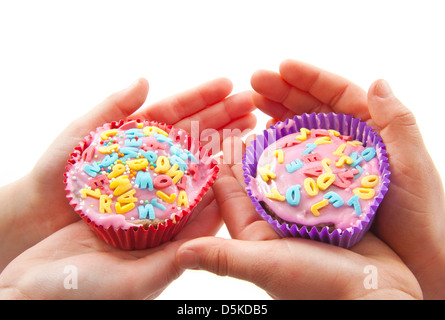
top-left (265, 188), bottom-right (285, 201)
top-left (259, 164), bottom-right (276, 182)
top-left (311, 199), bottom-right (329, 217)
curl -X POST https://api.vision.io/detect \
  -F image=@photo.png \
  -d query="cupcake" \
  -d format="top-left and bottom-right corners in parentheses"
top-left (65, 119), bottom-right (218, 250)
top-left (243, 113), bottom-right (390, 248)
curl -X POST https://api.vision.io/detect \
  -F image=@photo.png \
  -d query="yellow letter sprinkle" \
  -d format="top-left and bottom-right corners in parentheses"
top-left (332, 143), bottom-right (347, 157)
top-left (143, 126), bottom-right (169, 137)
top-left (353, 187), bottom-right (375, 200)
top-left (100, 129), bottom-right (118, 141)
top-left (81, 188), bottom-right (101, 199)
top-left (361, 175), bottom-right (379, 188)
top-left (314, 136), bottom-right (332, 145)
top-left (296, 128), bottom-right (311, 141)
top-left (98, 144), bottom-right (120, 154)
top-left (177, 190), bottom-right (189, 207)
top-left (259, 164), bottom-right (276, 182)
top-left (347, 140), bottom-right (363, 147)
top-left (99, 195), bottom-right (112, 213)
top-left (156, 190), bottom-right (177, 203)
top-left (115, 202), bottom-right (135, 214)
top-left (317, 173), bottom-right (335, 190)
top-left (311, 199), bottom-right (329, 217)
top-left (273, 149), bottom-right (284, 164)
top-left (126, 158), bottom-right (148, 171)
top-left (110, 175), bottom-right (132, 196)
top-left (117, 189), bottom-right (138, 204)
top-left (265, 188), bottom-right (285, 201)
top-left (304, 177), bottom-right (319, 196)
top-left (155, 156), bottom-right (170, 174)
top-left (335, 155), bottom-right (353, 167)
top-left (167, 164), bottom-right (184, 184)
top-left (321, 158), bottom-right (333, 173)
top-left (107, 163), bottom-right (126, 179)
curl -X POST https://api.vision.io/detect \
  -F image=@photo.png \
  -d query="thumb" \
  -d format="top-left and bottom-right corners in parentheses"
top-left (367, 79), bottom-right (440, 180)
top-left (176, 237), bottom-right (272, 282)
top-left (367, 79), bottom-right (438, 187)
top-left (367, 79), bottom-right (423, 153)
top-left (367, 80), bottom-right (445, 252)
top-left (83, 77), bottom-right (149, 127)
top-left (175, 236), bottom-right (363, 299)
top-left (63, 78), bottom-right (149, 144)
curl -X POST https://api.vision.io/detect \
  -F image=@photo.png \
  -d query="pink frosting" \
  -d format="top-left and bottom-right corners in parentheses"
top-left (65, 120), bottom-right (212, 230)
top-left (249, 129), bottom-right (382, 230)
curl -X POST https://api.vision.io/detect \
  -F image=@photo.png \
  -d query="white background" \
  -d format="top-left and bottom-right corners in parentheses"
top-left (0, 1), bottom-right (444, 299)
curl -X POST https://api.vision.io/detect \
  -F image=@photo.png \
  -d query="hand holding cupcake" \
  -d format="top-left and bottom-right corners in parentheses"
top-left (0, 78), bottom-right (256, 299)
top-left (176, 60), bottom-right (444, 299)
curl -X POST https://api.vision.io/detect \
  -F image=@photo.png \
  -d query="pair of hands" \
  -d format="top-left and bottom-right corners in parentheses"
top-left (0, 77), bottom-right (255, 299)
top-left (176, 60), bottom-right (445, 299)
top-left (0, 60), bottom-right (443, 299)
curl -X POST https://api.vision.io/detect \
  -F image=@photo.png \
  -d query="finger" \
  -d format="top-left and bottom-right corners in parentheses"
top-left (131, 197), bottom-right (224, 296)
top-left (367, 79), bottom-right (428, 178)
top-left (175, 237), bottom-right (365, 300)
top-left (368, 79), bottom-right (421, 147)
top-left (245, 132), bottom-right (257, 148)
top-left (266, 118), bottom-right (279, 128)
top-left (130, 78), bottom-right (233, 124)
top-left (214, 113), bottom-right (257, 143)
top-left (174, 90), bottom-right (255, 133)
top-left (63, 78), bottom-right (149, 142)
top-left (367, 80), bottom-right (444, 252)
top-left (229, 161), bottom-right (279, 239)
top-left (33, 78), bottom-right (149, 183)
top-left (279, 59), bottom-right (370, 120)
top-left (251, 70), bottom-right (326, 116)
top-left (251, 92), bottom-right (296, 120)
top-left (230, 162), bottom-right (249, 187)
top-left (213, 141), bottom-right (279, 240)
top-left (175, 198), bottom-right (224, 241)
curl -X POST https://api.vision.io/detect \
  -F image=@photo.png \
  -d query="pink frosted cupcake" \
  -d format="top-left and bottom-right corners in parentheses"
top-left (65, 119), bottom-right (218, 250)
top-left (243, 113), bottom-right (390, 248)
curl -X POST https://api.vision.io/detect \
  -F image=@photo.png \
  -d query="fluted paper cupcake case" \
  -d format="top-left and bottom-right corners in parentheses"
top-left (242, 112), bottom-right (390, 248)
top-left (64, 119), bottom-right (218, 250)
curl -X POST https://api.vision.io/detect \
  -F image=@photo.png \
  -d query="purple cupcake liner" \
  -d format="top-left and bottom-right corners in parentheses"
top-left (242, 112), bottom-right (390, 248)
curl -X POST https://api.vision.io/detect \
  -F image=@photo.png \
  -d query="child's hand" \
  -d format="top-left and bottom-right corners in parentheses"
top-left (176, 60), bottom-right (445, 299)
top-left (176, 148), bottom-right (422, 299)
top-left (0, 78), bottom-right (256, 271)
top-left (0, 188), bottom-right (221, 299)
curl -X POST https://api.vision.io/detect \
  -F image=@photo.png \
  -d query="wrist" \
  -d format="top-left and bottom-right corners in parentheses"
top-left (0, 174), bottom-right (43, 270)
top-left (0, 173), bottom-right (38, 217)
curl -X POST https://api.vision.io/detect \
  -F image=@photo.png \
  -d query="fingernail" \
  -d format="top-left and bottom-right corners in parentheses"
top-left (178, 249), bottom-right (198, 269)
top-left (374, 79), bottom-right (393, 98)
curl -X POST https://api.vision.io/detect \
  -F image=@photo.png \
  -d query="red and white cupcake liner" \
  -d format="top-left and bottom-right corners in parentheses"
top-left (65, 119), bottom-right (218, 250)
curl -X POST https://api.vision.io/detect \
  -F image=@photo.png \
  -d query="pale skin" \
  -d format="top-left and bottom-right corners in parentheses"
top-left (176, 60), bottom-right (445, 299)
top-left (0, 78), bottom-right (256, 299)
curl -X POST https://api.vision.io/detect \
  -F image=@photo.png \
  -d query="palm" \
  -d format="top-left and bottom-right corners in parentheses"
top-left (0, 188), bottom-right (221, 299)
top-left (189, 160), bottom-right (419, 299)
